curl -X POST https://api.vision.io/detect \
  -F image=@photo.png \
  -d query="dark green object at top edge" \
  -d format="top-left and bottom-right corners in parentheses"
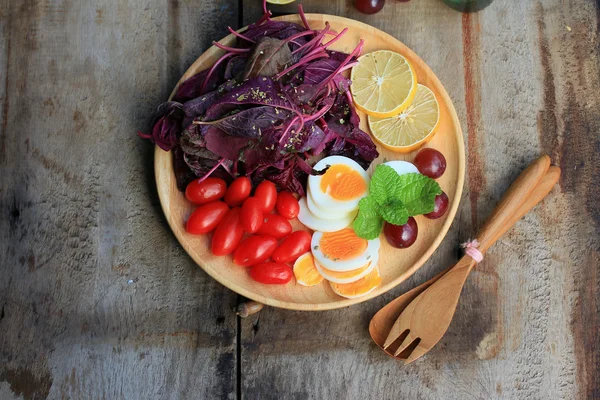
top-left (443, 0), bottom-right (494, 12)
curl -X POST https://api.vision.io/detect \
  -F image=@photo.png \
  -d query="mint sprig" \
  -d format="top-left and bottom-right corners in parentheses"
top-left (353, 197), bottom-right (385, 240)
top-left (353, 165), bottom-right (442, 239)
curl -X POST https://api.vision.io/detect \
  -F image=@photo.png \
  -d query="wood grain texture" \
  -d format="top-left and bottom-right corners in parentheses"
top-left (240, 0), bottom-right (600, 399)
top-left (0, 0), bottom-right (598, 399)
top-left (155, 13), bottom-right (465, 310)
top-left (0, 1), bottom-right (239, 399)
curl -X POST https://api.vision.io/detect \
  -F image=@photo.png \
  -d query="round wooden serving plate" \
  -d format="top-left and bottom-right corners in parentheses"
top-left (155, 14), bottom-right (465, 311)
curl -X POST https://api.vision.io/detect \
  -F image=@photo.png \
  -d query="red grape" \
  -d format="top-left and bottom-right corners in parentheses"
top-left (424, 192), bottom-right (449, 219)
top-left (384, 217), bottom-right (418, 249)
top-left (414, 148), bottom-right (447, 179)
top-left (355, 0), bottom-right (385, 14)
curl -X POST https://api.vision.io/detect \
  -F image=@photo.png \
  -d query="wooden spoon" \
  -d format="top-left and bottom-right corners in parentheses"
top-left (369, 157), bottom-right (560, 361)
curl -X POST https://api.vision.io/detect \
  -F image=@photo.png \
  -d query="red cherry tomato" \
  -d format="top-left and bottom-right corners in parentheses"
top-left (233, 236), bottom-right (278, 267)
top-left (249, 262), bottom-right (293, 284)
top-left (224, 177), bottom-right (251, 207)
top-left (256, 214), bottom-right (292, 239)
top-left (275, 191), bottom-right (300, 220)
top-left (241, 197), bottom-right (264, 233)
top-left (271, 231), bottom-right (312, 263)
top-left (211, 208), bottom-right (244, 256)
top-left (254, 180), bottom-right (277, 213)
top-left (186, 201), bottom-right (229, 235)
top-left (185, 178), bottom-right (227, 205)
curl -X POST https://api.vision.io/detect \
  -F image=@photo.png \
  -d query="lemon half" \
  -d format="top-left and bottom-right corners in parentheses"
top-left (350, 50), bottom-right (417, 118)
top-left (368, 84), bottom-right (440, 153)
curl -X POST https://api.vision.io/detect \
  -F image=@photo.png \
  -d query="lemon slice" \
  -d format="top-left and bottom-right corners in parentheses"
top-left (368, 84), bottom-right (440, 153)
top-left (266, 0), bottom-right (296, 4)
top-left (350, 50), bottom-right (417, 118)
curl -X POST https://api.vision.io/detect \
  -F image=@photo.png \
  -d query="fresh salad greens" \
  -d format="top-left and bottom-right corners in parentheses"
top-left (353, 165), bottom-right (442, 239)
top-left (138, 4), bottom-right (378, 196)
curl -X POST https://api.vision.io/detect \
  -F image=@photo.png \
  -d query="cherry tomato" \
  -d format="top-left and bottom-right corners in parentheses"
top-left (241, 197), bottom-right (264, 233)
top-left (249, 262), bottom-right (293, 284)
top-left (271, 231), bottom-right (312, 263)
top-left (424, 192), bottom-right (449, 219)
top-left (211, 208), bottom-right (244, 256)
top-left (414, 148), bottom-right (447, 179)
top-left (384, 217), bottom-right (418, 249)
top-left (254, 180), bottom-right (277, 213)
top-left (256, 214), bottom-right (292, 239)
top-left (224, 177), bottom-right (251, 207)
top-left (185, 178), bottom-right (227, 205)
top-left (233, 236), bottom-right (278, 267)
top-left (275, 191), bottom-right (300, 220)
top-left (186, 201), bottom-right (229, 235)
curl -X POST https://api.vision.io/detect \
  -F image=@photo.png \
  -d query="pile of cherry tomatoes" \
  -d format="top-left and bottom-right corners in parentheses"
top-left (185, 177), bottom-right (309, 285)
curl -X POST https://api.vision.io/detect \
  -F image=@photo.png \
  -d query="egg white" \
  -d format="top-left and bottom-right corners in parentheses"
top-left (383, 160), bottom-right (419, 176)
top-left (298, 197), bottom-right (356, 232)
top-left (314, 251), bottom-right (378, 284)
top-left (306, 190), bottom-right (353, 221)
top-left (311, 231), bottom-right (381, 271)
top-left (308, 156), bottom-right (369, 213)
top-left (329, 267), bottom-right (381, 299)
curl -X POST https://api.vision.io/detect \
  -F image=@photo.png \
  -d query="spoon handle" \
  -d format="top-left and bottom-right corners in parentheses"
top-left (486, 166), bottom-right (561, 246)
top-left (475, 155), bottom-right (551, 254)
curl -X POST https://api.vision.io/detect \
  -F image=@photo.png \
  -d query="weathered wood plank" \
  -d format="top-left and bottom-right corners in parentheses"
top-left (240, 1), bottom-right (600, 399)
top-left (0, 1), bottom-right (239, 399)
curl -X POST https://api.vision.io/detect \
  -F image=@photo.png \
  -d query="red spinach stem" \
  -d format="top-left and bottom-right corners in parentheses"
top-left (292, 25), bottom-right (328, 56)
top-left (228, 26), bottom-right (256, 43)
top-left (284, 29), bottom-right (317, 44)
top-left (212, 41), bottom-right (249, 53)
top-left (278, 116), bottom-right (301, 146)
top-left (256, 10), bottom-right (272, 26)
top-left (303, 27), bottom-right (346, 60)
top-left (321, 27), bottom-right (348, 49)
top-left (303, 22), bottom-right (330, 56)
top-left (274, 52), bottom-right (329, 80)
top-left (304, 102), bottom-right (333, 122)
top-left (200, 52), bottom-right (235, 94)
top-left (197, 158), bottom-right (226, 183)
top-left (298, 4), bottom-right (310, 30)
top-left (315, 40), bottom-right (364, 93)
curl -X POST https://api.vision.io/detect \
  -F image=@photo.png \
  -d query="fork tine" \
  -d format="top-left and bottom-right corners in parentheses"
top-left (383, 318), bottom-right (406, 350)
top-left (384, 329), bottom-right (409, 355)
top-left (403, 342), bottom-right (428, 364)
top-left (393, 331), bottom-right (417, 357)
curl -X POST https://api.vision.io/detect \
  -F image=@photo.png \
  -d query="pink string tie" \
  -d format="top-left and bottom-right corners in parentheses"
top-left (461, 239), bottom-right (484, 263)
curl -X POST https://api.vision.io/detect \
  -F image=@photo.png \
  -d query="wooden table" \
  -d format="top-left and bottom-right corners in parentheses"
top-left (1, 1), bottom-right (598, 399)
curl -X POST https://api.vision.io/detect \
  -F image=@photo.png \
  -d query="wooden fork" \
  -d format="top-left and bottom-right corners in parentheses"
top-left (382, 156), bottom-right (560, 363)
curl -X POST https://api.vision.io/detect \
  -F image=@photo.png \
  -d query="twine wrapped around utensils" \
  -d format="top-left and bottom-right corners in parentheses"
top-left (461, 239), bottom-right (483, 263)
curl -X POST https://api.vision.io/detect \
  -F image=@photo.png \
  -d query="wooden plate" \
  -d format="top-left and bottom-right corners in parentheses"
top-left (155, 14), bottom-right (465, 310)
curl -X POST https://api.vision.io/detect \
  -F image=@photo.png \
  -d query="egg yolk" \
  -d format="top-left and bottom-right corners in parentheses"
top-left (320, 228), bottom-right (368, 261)
top-left (321, 261), bottom-right (371, 279)
top-left (320, 164), bottom-right (367, 201)
top-left (294, 254), bottom-right (323, 286)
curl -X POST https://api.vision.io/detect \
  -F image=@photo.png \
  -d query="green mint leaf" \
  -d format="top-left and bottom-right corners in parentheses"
top-left (369, 164), bottom-right (400, 206)
top-left (353, 196), bottom-right (384, 240)
top-left (369, 165), bottom-right (442, 219)
top-left (395, 173), bottom-right (442, 216)
top-left (379, 200), bottom-right (409, 225)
